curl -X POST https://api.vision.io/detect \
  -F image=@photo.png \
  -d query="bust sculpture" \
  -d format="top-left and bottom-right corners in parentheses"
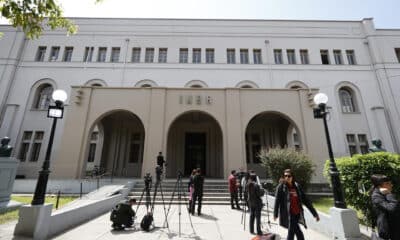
top-left (368, 139), bottom-right (386, 153)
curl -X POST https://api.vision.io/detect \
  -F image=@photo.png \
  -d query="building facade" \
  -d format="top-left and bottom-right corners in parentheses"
top-left (0, 18), bottom-right (399, 182)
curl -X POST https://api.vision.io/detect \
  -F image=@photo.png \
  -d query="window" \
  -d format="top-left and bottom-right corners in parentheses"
top-left (358, 134), bottom-right (369, 154)
top-left (141, 84), bottom-right (152, 88)
top-left (274, 49), bottom-right (283, 64)
top-left (251, 134), bottom-right (261, 163)
top-left (227, 49), bottom-right (235, 64)
top-left (49, 46), bottom-right (60, 61)
top-left (145, 48), bottom-right (154, 63)
top-left (300, 49), bottom-right (309, 64)
top-left (158, 48), bottom-right (167, 63)
top-left (132, 48), bottom-right (141, 63)
top-left (129, 133), bottom-right (142, 163)
top-left (293, 133), bottom-right (300, 150)
top-left (34, 84), bottom-right (53, 110)
top-left (97, 47), bottom-right (107, 62)
top-left (179, 48), bottom-right (188, 63)
top-left (346, 134), bottom-right (357, 156)
top-left (339, 88), bottom-right (356, 113)
top-left (240, 49), bottom-right (249, 64)
top-left (18, 131), bottom-right (33, 162)
top-left (395, 48), bottom-right (400, 63)
top-left (83, 47), bottom-right (94, 62)
top-left (206, 48), bottom-right (214, 63)
top-left (192, 48), bottom-right (201, 63)
top-left (87, 132), bottom-right (98, 163)
top-left (29, 131), bottom-right (44, 162)
top-left (253, 49), bottom-right (262, 64)
top-left (110, 47), bottom-right (120, 62)
top-left (346, 50), bottom-right (357, 65)
top-left (287, 49), bottom-right (296, 64)
top-left (35, 46), bottom-right (46, 61)
top-left (320, 50), bottom-right (330, 64)
top-left (346, 134), bottom-right (369, 156)
top-left (62, 47), bottom-right (73, 62)
top-left (333, 50), bottom-right (343, 65)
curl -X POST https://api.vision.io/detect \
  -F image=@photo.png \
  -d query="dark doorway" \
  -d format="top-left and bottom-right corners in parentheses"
top-left (185, 132), bottom-right (206, 176)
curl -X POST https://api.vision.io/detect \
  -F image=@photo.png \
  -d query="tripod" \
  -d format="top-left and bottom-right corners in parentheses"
top-left (149, 172), bottom-right (170, 230)
top-left (240, 178), bottom-right (248, 231)
top-left (135, 177), bottom-right (152, 213)
top-left (261, 184), bottom-right (278, 232)
top-left (164, 171), bottom-right (196, 237)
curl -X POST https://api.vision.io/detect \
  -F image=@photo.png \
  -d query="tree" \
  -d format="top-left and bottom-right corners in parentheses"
top-left (0, 0), bottom-right (101, 39)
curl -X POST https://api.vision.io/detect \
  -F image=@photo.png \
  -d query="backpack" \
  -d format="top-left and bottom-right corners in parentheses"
top-left (140, 213), bottom-right (154, 231)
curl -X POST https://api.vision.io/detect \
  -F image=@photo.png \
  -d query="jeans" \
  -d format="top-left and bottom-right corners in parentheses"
top-left (230, 191), bottom-right (240, 208)
top-left (190, 192), bottom-right (202, 214)
top-left (287, 214), bottom-right (304, 240)
top-left (249, 205), bottom-right (262, 234)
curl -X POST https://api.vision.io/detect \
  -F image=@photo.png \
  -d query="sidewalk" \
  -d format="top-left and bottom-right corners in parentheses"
top-left (53, 205), bottom-right (329, 240)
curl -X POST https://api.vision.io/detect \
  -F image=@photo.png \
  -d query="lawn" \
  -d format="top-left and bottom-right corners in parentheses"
top-left (0, 195), bottom-right (77, 225)
top-left (313, 197), bottom-right (366, 224)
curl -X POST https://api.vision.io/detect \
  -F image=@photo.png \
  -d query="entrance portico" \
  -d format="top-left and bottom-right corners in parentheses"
top-left (53, 87), bottom-right (328, 182)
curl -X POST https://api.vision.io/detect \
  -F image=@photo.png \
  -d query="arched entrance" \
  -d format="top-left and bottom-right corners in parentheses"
top-left (84, 110), bottom-right (145, 177)
top-left (245, 112), bottom-right (301, 176)
top-left (167, 111), bottom-right (223, 178)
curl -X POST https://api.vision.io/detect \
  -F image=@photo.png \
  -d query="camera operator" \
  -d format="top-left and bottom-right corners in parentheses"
top-left (157, 152), bottom-right (165, 169)
top-left (236, 167), bottom-right (247, 201)
top-left (246, 174), bottom-right (265, 235)
top-left (110, 198), bottom-right (136, 230)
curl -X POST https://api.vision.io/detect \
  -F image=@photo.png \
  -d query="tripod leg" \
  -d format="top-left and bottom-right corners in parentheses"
top-left (158, 182), bottom-right (170, 229)
top-left (163, 179), bottom-right (178, 228)
top-left (179, 178), bottom-right (196, 235)
top-left (135, 186), bottom-right (146, 213)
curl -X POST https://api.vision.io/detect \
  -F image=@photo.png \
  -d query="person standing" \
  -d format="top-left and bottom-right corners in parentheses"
top-left (246, 174), bottom-right (264, 235)
top-left (273, 169), bottom-right (319, 240)
top-left (236, 167), bottom-right (247, 201)
top-left (190, 168), bottom-right (204, 215)
top-left (188, 169), bottom-right (196, 211)
top-left (370, 174), bottom-right (400, 240)
top-left (157, 152), bottom-right (165, 168)
top-left (229, 170), bottom-right (241, 209)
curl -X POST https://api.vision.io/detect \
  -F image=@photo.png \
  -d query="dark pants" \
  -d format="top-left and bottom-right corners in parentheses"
top-left (287, 214), bottom-right (304, 240)
top-left (249, 205), bottom-right (262, 234)
top-left (190, 192), bottom-right (202, 214)
top-left (238, 186), bottom-right (243, 200)
top-left (230, 191), bottom-right (240, 208)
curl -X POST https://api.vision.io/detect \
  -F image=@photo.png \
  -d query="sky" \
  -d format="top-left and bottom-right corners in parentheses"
top-left (1, 0), bottom-right (399, 28)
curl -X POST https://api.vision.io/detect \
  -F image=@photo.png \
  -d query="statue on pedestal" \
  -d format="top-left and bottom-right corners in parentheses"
top-left (369, 139), bottom-right (386, 153)
top-left (0, 137), bottom-right (13, 157)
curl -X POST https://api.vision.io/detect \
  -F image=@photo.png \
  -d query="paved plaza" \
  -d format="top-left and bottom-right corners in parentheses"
top-left (51, 204), bottom-right (328, 240)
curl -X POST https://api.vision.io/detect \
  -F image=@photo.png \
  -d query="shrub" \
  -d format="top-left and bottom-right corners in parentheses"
top-left (259, 147), bottom-right (316, 191)
top-left (323, 152), bottom-right (400, 226)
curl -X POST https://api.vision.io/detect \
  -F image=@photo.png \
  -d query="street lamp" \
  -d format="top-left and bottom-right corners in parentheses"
top-left (313, 93), bottom-right (347, 209)
top-left (31, 89), bottom-right (67, 205)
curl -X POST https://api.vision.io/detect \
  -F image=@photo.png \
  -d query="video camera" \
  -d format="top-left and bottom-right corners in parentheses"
top-left (261, 179), bottom-right (275, 193)
top-left (144, 173), bottom-right (152, 190)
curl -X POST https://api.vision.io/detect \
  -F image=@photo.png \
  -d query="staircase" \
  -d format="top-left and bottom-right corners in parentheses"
top-left (129, 178), bottom-right (232, 205)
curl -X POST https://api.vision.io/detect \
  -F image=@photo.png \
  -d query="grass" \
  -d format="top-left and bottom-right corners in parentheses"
top-left (0, 195), bottom-right (77, 225)
top-left (312, 197), bottom-right (366, 224)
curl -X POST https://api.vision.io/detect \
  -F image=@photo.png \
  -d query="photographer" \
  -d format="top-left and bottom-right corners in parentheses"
top-left (110, 198), bottom-right (136, 230)
top-left (236, 167), bottom-right (247, 201)
top-left (229, 170), bottom-right (241, 210)
top-left (246, 174), bottom-right (264, 235)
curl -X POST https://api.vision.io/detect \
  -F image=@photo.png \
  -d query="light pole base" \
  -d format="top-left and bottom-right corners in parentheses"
top-left (330, 207), bottom-right (362, 240)
top-left (14, 203), bottom-right (52, 240)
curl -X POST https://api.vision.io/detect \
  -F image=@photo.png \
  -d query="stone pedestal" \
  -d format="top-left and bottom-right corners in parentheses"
top-left (330, 207), bottom-right (362, 240)
top-left (0, 157), bottom-right (19, 210)
top-left (14, 204), bottom-right (53, 240)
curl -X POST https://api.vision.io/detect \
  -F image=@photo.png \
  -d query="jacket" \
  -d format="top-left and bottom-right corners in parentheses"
top-left (246, 181), bottom-right (265, 208)
top-left (228, 174), bottom-right (238, 193)
top-left (193, 174), bottom-right (204, 194)
top-left (110, 202), bottom-right (135, 225)
top-left (371, 188), bottom-right (400, 240)
top-left (273, 182), bottom-right (318, 229)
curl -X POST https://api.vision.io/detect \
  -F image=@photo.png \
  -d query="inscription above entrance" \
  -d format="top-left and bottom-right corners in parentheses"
top-left (179, 95), bottom-right (212, 105)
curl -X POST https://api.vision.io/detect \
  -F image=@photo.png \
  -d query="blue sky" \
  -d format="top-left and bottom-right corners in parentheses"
top-left (1, 0), bottom-right (399, 28)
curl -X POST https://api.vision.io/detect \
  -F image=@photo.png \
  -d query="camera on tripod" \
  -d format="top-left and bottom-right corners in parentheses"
top-left (155, 165), bottom-right (163, 181)
top-left (261, 179), bottom-right (275, 194)
top-left (177, 170), bottom-right (183, 179)
top-left (144, 173), bottom-right (152, 190)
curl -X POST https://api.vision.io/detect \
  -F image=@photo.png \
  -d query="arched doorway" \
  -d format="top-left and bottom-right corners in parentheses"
top-left (167, 111), bottom-right (223, 178)
top-left (245, 112), bottom-right (301, 176)
top-left (85, 110), bottom-right (145, 177)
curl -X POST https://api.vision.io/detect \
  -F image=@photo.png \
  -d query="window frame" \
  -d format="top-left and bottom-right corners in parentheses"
top-left (49, 46), bottom-right (60, 61)
top-left (253, 49), bottom-right (262, 64)
top-left (300, 49), bottom-right (309, 64)
top-left (346, 50), bottom-right (357, 65)
top-left (110, 47), bottom-right (121, 62)
top-left (339, 87), bottom-right (357, 113)
top-left (240, 49), bottom-right (249, 64)
top-left (179, 48), bottom-right (188, 63)
top-left (158, 48), bottom-right (168, 63)
top-left (287, 49), bottom-right (296, 64)
top-left (205, 48), bottom-right (215, 64)
top-left (97, 47), bottom-right (107, 62)
top-left (62, 46), bottom-right (73, 62)
top-left (333, 49), bottom-right (343, 65)
top-left (132, 47), bottom-right (141, 63)
top-left (320, 50), bottom-right (330, 65)
top-left (227, 48), bottom-right (236, 64)
top-left (192, 48), bottom-right (201, 64)
top-left (35, 46), bottom-right (47, 62)
top-left (274, 49), bottom-right (283, 64)
top-left (145, 48), bottom-right (155, 63)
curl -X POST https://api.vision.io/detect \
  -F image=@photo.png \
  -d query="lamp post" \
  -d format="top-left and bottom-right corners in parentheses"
top-left (31, 89), bottom-right (67, 205)
top-left (313, 93), bottom-right (347, 209)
